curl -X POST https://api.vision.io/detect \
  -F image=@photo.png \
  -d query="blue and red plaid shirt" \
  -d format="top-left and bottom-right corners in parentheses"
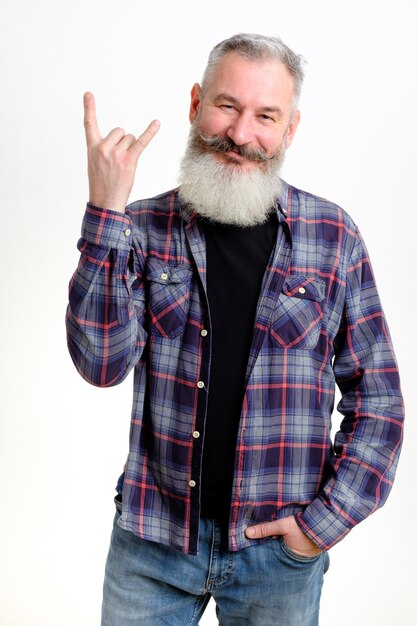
top-left (66, 180), bottom-right (404, 555)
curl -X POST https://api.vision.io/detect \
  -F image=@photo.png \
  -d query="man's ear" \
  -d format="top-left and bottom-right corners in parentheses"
top-left (189, 83), bottom-right (202, 123)
top-left (285, 110), bottom-right (301, 148)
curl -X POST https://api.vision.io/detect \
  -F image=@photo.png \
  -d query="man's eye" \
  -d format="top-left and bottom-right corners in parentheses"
top-left (260, 114), bottom-right (274, 122)
top-left (220, 104), bottom-right (234, 110)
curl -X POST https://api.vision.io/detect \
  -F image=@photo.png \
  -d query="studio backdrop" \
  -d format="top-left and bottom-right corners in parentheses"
top-left (1, 1), bottom-right (416, 624)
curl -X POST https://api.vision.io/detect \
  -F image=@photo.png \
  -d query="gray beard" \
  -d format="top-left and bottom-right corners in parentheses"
top-left (178, 124), bottom-right (286, 227)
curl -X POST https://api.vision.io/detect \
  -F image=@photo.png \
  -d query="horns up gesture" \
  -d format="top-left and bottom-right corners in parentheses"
top-left (83, 92), bottom-right (160, 213)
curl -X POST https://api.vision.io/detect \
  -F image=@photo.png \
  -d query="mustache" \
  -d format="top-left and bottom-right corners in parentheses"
top-left (196, 132), bottom-right (276, 162)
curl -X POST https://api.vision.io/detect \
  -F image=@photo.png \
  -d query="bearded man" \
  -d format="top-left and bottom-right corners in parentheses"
top-left (66, 33), bottom-right (404, 626)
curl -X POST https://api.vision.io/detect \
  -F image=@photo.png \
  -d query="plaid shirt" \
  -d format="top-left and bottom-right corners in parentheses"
top-left (66, 180), bottom-right (404, 555)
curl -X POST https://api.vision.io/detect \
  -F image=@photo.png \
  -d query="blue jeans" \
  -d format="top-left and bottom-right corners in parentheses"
top-left (101, 498), bottom-right (329, 625)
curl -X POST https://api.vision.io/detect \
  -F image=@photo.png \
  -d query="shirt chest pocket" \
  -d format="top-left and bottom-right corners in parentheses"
top-left (270, 275), bottom-right (326, 350)
top-left (146, 258), bottom-right (193, 338)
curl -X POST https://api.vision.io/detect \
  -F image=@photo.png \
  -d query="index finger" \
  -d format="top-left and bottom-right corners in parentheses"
top-left (83, 91), bottom-right (101, 145)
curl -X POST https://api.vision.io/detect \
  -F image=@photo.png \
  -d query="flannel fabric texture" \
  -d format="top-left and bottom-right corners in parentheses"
top-left (66, 180), bottom-right (404, 555)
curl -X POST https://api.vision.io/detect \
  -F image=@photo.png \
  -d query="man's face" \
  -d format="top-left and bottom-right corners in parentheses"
top-left (188, 52), bottom-right (300, 172)
top-left (178, 52), bottom-right (301, 226)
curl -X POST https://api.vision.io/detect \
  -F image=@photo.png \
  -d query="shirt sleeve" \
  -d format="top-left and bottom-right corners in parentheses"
top-left (65, 204), bottom-right (148, 387)
top-left (296, 227), bottom-right (404, 549)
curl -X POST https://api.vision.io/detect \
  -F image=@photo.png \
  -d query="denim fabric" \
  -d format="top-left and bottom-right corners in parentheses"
top-left (101, 499), bottom-right (329, 625)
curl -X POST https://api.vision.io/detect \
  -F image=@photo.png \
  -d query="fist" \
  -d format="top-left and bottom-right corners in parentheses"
top-left (83, 92), bottom-right (160, 213)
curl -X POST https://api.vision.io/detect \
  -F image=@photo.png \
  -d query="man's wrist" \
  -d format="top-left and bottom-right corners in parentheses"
top-left (87, 200), bottom-right (126, 214)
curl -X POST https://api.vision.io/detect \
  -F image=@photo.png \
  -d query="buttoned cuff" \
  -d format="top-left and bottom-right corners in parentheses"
top-left (81, 203), bottom-right (133, 250)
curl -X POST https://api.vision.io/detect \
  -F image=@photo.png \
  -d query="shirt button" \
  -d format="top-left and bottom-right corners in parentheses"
top-left (124, 228), bottom-right (131, 237)
top-left (160, 273), bottom-right (168, 281)
top-left (197, 381), bottom-right (205, 389)
top-left (192, 431), bottom-right (200, 439)
top-left (189, 480), bottom-right (196, 488)
top-left (298, 287), bottom-right (306, 294)
top-left (201, 329), bottom-right (208, 337)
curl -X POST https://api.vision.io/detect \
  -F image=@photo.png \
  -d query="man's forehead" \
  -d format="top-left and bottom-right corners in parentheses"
top-left (204, 53), bottom-right (295, 106)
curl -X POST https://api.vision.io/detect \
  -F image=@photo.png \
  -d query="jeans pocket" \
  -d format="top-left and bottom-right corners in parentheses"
top-left (114, 493), bottom-right (123, 515)
top-left (278, 536), bottom-right (322, 564)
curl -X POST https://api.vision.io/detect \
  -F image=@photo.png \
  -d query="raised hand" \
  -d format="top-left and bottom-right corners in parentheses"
top-left (83, 92), bottom-right (160, 213)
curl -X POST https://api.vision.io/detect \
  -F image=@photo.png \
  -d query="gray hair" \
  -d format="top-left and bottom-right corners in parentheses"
top-left (201, 33), bottom-right (305, 109)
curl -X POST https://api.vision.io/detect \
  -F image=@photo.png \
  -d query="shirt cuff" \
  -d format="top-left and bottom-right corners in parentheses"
top-left (81, 203), bottom-right (133, 250)
top-left (294, 497), bottom-right (352, 551)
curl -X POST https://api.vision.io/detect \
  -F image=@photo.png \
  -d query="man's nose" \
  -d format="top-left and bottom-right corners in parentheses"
top-left (226, 113), bottom-right (255, 147)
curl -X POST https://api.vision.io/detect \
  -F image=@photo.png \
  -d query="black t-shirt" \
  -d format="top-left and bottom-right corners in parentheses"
top-left (199, 212), bottom-right (278, 520)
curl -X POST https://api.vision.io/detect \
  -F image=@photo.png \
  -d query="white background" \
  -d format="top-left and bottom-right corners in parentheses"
top-left (1, 1), bottom-right (416, 624)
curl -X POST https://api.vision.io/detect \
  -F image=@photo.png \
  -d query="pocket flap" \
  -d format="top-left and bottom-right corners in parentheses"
top-left (146, 258), bottom-right (192, 285)
top-left (282, 275), bottom-right (325, 302)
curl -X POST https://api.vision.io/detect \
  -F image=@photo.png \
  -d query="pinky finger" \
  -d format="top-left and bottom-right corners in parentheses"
top-left (131, 120), bottom-right (161, 158)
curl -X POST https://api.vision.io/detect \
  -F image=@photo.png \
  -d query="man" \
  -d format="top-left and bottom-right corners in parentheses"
top-left (66, 33), bottom-right (404, 625)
